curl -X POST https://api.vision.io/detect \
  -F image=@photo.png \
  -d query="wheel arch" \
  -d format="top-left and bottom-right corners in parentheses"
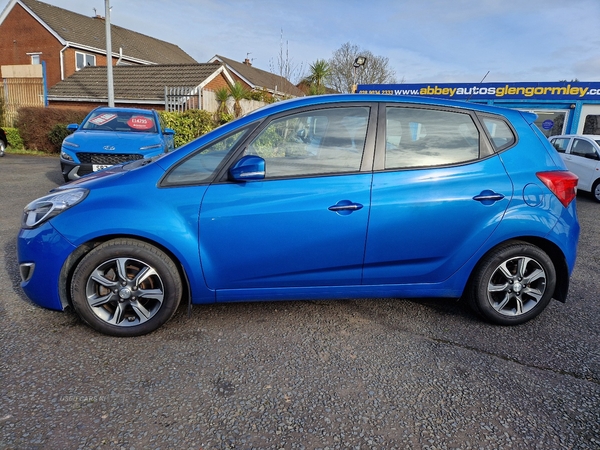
top-left (58, 234), bottom-right (192, 311)
top-left (467, 236), bottom-right (569, 303)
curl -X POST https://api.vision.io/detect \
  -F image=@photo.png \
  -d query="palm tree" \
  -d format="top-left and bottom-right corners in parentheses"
top-left (304, 59), bottom-right (331, 95)
top-left (229, 82), bottom-right (250, 118)
top-left (215, 87), bottom-right (230, 116)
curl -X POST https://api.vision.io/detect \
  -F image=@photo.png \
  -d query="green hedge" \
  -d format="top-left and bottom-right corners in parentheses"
top-left (11, 107), bottom-right (231, 153)
top-left (3, 127), bottom-right (24, 149)
top-left (16, 107), bottom-right (92, 153)
top-left (159, 109), bottom-right (219, 148)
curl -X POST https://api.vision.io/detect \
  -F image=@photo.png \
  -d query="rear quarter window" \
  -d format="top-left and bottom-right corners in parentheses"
top-left (481, 116), bottom-right (515, 151)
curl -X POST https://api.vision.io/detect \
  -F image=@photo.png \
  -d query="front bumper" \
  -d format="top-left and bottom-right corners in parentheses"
top-left (17, 222), bottom-right (77, 311)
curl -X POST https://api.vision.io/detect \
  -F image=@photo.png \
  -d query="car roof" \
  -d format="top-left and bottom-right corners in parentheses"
top-left (242, 94), bottom-right (534, 124)
top-left (91, 106), bottom-right (156, 114)
top-left (550, 134), bottom-right (600, 138)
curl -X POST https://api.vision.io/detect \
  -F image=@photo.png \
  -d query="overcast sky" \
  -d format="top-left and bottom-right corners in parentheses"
top-left (18, 0), bottom-right (600, 84)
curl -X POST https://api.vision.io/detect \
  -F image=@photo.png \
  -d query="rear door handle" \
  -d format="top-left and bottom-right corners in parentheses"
top-left (473, 190), bottom-right (505, 205)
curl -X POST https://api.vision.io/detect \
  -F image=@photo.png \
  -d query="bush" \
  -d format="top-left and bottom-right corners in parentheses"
top-left (159, 109), bottom-right (219, 148)
top-left (47, 124), bottom-right (73, 149)
top-left (16, 107), bottom-right (91, 153)
top-left (3, 127), bottom-right (24, 149)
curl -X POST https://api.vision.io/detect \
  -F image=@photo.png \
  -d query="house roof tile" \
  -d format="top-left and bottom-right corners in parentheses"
top-left (48, 64), bottom-right (225, 101)
top-left (20, 0), bottom-right (196, 64)
top-left (212, 55), bottom-right (304, 98)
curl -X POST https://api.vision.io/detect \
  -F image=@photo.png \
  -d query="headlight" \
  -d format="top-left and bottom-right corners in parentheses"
top-left (62, 140), bottom-right (79, 148)
top-left (139, 143), bottom-right (163, 151)
top-left (60, 151), bottom-right (74, 161)
top-left (22, 188), bottom-right (88, 229)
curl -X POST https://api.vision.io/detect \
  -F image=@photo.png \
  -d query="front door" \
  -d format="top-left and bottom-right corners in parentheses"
top-left (199, 105), bottom-right (375, 294)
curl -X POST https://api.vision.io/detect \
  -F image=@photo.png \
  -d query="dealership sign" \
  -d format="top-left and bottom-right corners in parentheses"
top-left (357, 82), bottom-right (600, 101)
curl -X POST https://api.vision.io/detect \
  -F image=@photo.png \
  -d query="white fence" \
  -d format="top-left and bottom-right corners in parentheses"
top-left (165, 87), bottom-right (267, 116)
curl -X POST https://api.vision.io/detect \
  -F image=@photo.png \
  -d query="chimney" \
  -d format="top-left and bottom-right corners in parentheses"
top-left (243, 58), bottom-right (252, 66)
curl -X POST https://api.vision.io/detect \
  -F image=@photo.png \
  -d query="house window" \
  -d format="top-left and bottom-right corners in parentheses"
top-left (76, 52), bottom-right (96, 70)
top-left (27, 52), bottom-right (42, 64)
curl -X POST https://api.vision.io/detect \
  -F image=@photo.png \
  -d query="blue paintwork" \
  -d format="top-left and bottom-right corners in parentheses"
top-left (18, 94), bottom-right (580, 313)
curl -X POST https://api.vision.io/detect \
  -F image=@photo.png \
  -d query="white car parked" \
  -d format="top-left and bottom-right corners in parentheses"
top-left (549, 134), bottom-right (600, 202)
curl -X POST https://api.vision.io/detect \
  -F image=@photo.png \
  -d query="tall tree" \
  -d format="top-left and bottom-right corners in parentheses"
top-left (328, 42), bottom-right (397, 93)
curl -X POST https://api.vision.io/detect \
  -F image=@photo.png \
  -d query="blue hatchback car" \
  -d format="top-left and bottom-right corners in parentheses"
top-left (19, 95), bottom-right (579, 336)
top-left (60, 107), bottom-right (175, 181)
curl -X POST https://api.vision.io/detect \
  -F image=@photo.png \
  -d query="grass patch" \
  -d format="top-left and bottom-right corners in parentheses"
top-left (5, 147), bottom-right (56, 157)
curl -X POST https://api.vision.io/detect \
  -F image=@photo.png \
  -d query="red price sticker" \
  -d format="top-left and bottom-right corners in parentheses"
top-left (127, 116), bottom-right (154, 130)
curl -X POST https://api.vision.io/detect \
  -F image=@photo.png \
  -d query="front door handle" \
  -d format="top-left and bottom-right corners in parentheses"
top-left (473, 190), bottom-right (505, 205)
top-left (328, 200), bottom-right (364, 215)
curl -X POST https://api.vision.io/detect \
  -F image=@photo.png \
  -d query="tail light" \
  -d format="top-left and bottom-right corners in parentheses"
top-left (537, 171), bottom-right (578, 207)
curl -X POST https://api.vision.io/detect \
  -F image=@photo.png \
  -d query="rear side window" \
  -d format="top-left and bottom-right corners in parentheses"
top-left (481, 116), bottom-right (515, 150)
top-left (385, 107), bottom-right (479, 169)
top-left (550, 138), bottom-right (570, 153)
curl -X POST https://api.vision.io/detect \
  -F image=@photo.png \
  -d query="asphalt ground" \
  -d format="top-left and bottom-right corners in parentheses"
top-left (0, 154), bottom-right (598, 449)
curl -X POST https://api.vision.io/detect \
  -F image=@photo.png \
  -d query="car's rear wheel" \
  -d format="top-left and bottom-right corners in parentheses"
top-left (592, 179), bottom-right (600, 203)
top-left (71, 239), bottom-right (182, 337)
top-left (0, 141), bottom-right (5, 156)
top-left (468, 241), bottom-right (556, 325)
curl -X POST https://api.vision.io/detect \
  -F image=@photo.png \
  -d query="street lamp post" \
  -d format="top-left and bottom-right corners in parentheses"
top-left (105, 0), bottom-right (114, 107)
top-left (352, 56), bottom-right (367, 93)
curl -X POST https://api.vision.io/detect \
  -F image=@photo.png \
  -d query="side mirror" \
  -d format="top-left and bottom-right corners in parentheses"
top-left (229, 155), bottom-right (265, 181)
top-left (164, 128), bottom-right (175, 136)
top-left (67, 123), bottom-right (79, 131)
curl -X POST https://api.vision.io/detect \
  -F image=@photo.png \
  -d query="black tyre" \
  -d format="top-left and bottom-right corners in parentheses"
top-left (592, 179), bottom-right (600, 203)
top-left (468, 241), bottom-right (556, 325)
top-left (0, 141), bottom-right (5, 156)
top-left (71, 239), bottom-right (182, 337)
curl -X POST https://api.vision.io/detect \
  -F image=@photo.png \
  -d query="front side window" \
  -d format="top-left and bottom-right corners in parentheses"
top-left (571, 139), bottom-right (599, 159)
top-left (244, 107), bottom-right (370, 178)
top-left (163, 127), bottom-right (251, 185)
top-left (76, 52), bottom-right (96, 70)
top-left (385, 107), bottom-right (480, 169)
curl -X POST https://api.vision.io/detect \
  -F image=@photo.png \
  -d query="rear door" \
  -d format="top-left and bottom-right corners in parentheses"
top-left (363, 106), bottom-right (514, 284)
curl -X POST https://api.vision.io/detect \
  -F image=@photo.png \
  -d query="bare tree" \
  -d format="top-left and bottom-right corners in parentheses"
top-left (328, 42), bottom-right (397, 93)
top-left (269, 29), bottom-right (304, 97)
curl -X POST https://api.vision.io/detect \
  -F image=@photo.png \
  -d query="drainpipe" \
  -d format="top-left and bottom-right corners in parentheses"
top-left (59, 44), bottom-right (68, 80)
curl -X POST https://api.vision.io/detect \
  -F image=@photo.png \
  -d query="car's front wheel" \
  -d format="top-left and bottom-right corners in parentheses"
top-left (71, 239), bottom-right (182, 337)
top-left (0, 141), bottom-right (5, 156)
top-left (467, 241), bottom-right (556, 325)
